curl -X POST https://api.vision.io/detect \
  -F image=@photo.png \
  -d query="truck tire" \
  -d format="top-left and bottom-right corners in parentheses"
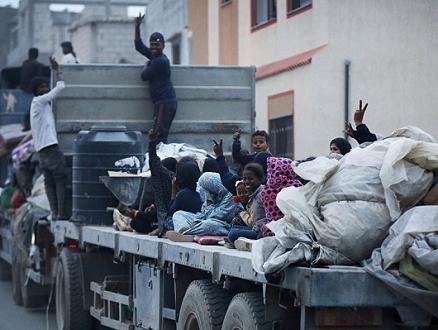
top-left (221, 292), bottom-right (271, 330)
top-left (20, 265), bottom-right (46, 308)
top-left (56, 248), bottom-right (92, 330)
top-left (11, 251), bottom-right (23, 306)
top-left (177, 279), bottom-right (233, 330)
top-left (0, 259), bottom-right (11, 281)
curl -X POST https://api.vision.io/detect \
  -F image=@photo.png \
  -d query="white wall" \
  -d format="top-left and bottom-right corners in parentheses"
top-left (309, 0), bottom-right (438, 158)
top-left (238, 0), bottom-right (438, 159)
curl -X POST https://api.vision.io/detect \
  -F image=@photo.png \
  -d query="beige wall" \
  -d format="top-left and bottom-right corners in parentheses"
top-left (188, 0), bottom-right (209, 64)
top-left (268, 90), bottom-right (294, 120)
top-left (219, 0), bottom-right (238, 65)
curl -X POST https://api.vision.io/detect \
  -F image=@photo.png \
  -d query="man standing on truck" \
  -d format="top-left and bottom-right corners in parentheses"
top-left (30, 57), bottom-right (69, 220)
top-left (20, 48), bottom-right (44, 94)
top-left (60, 41), bottom-right (81, 64)
top-left (134, 13), bottom-right (177, 144)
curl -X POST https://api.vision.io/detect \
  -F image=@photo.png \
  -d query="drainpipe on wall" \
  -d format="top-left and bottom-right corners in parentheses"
top-left (344, 60), bottom-right (350, 140)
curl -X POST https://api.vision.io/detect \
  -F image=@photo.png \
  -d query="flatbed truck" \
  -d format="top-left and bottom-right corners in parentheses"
top-left (0, 64), bottom-right (434, 330)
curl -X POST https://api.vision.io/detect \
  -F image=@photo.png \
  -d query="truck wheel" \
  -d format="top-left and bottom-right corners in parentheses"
top-left (56, 248), bottom-right (92, 330)
top-left (20, 265), bottom-right (46, 308)
top-left (221, 292), bottom-right (271, 330)
top-left (0, 259), bottom-right (12, 281)
top-left (11, 252), bottom-right (23, 306)
top-left (177, 279), bottom-right (233, 330)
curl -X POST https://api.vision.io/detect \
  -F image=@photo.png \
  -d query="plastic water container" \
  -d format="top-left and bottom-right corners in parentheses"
top-left (72, 125), bottom-right (144, 225)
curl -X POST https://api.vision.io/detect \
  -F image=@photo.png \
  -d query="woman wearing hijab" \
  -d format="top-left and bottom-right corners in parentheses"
top-left (329, 137), bottom-right (352, 155)
top-left (166, 172), bottom-right (235, 241)
top-left (167, 162), bottom-right (202, 216)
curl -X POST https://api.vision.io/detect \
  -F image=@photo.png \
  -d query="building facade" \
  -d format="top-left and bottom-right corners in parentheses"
top-left (3, 0), bottom-right (437, 160)
top-left (2, 0), bottom-right (155, 68)
top-left (187, 0), bottom-right (438, 160)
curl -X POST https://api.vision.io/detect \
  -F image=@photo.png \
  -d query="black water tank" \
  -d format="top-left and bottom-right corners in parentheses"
top-left (72, 125), bottom-right (144, 225)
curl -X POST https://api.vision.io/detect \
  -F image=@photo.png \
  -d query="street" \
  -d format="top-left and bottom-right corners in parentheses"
top-left (0, 279), bottom-right (56, 330)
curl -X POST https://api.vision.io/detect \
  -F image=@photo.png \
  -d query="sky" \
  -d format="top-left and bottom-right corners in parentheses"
top-left (0, 0), bottom-right (145, 15)
top-left (1, 0), bottom-right (83, 12)
top-left (1, 0), bottom-right (20, 8)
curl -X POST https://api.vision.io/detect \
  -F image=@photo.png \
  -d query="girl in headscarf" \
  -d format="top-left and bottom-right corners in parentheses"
top-left (260, 157), bottom-right (303, 237)
top-left (329, 137), bottom-right (352, 155)
top-left (167, 162), bottom-right (202, 216)
top-left (166, 172), bottom-right (235, 241)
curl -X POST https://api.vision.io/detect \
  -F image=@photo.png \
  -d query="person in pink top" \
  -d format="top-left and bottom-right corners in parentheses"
top-left (260, 156), bottom-right (302, 237)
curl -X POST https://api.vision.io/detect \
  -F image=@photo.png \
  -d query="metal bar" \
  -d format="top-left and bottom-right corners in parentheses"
top-left (300, 305), bottom-right (305, 330)
top-left (344, 59), bottom-right (350, 140)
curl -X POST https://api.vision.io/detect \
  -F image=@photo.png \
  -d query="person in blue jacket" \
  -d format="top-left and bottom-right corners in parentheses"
top-left (134, 13), bottom-right (177, 144)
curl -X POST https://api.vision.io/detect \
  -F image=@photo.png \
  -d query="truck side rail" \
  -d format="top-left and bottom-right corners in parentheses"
top-left (52, 221), bottom-right (408, 309)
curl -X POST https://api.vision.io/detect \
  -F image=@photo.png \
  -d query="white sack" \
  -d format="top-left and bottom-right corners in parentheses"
top-left (253, 126), bottom-right (438, 275)
top-left (380, 205), bottom-right (438, 275)
top-left (142, 142), bottom-right (210, 172)
top-left (364, 206), bottom-right (438, 319)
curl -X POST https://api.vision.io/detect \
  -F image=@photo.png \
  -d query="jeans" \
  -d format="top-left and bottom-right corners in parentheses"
top-left (38, 144), bottom-right (68, 218)
top-left (228, 225), bottom-right (258, 243)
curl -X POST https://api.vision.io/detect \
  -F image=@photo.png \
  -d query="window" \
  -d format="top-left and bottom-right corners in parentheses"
top-left (268, 90), bottom-right (294, 158)
top-left (252, 0), bottom-right (276, 27)
top-left (269, 115), bottom-right (294, 159)
top-left (288, 0), bottom-right (312, 13)
top-left (169, 33), bottom-right (182, 65)
top-left (172, 42), bottom-right (181, 65)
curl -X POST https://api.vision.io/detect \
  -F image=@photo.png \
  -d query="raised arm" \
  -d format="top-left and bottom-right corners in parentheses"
top-left (50, 57), bottom-right (63, 82)
top-left (353, 100), bottom-right (368, 127)
top-left (134, 13), bottom-right (144, 41)
top-left (213, 138), bottom-right (241, 195)
top-left (134, 13), bottom-right (153, 59)
top-left (344, 100), bottom-right (377, 144)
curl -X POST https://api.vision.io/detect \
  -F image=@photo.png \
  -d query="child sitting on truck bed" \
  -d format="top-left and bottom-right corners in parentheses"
top-left (223, 180), bottom-right (252, 249)
top-left (226, 163), bottom-right (266, 251)
top-left (213, 137), bottom-right (271, 196)
top-left (114, 155), bottom-right (203, 233)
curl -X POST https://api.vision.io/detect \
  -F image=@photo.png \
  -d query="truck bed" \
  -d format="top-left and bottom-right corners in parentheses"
top-left (52, 220), bottom-right (405, 309)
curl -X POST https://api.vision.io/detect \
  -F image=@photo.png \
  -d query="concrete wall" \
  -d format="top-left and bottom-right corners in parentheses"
top-left (144, 0), bottom-right (190, 65)
top-left (3, 0), bottom-right (155, 67)
top-left (0, 7), bottom-right (17, 70)
top-left (65, 20), bottom-right (140, 64)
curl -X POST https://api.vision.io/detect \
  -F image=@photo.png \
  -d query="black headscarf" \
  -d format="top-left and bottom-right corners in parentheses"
top-left (330, 137), bottom-right (352, 155)
top-left (202, 157), bottom-right (218, 173)
top-left (176, 162), bottom-right (201, 191)
top-left (161, 157), bottom-right (177, 173)
top-left (253, 151), bottom-right (272, 175)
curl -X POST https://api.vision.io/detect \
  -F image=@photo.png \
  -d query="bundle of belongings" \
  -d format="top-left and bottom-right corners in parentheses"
top-left (252, 126), bottom-right (438, 324)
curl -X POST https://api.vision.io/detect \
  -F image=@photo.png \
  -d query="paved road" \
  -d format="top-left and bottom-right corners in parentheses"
top-left (0, 279), bottom-right (57, 330)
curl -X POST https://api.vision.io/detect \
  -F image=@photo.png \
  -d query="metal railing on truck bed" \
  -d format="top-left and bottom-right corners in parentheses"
top-left (52, 220), bottom-right (407, 309)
